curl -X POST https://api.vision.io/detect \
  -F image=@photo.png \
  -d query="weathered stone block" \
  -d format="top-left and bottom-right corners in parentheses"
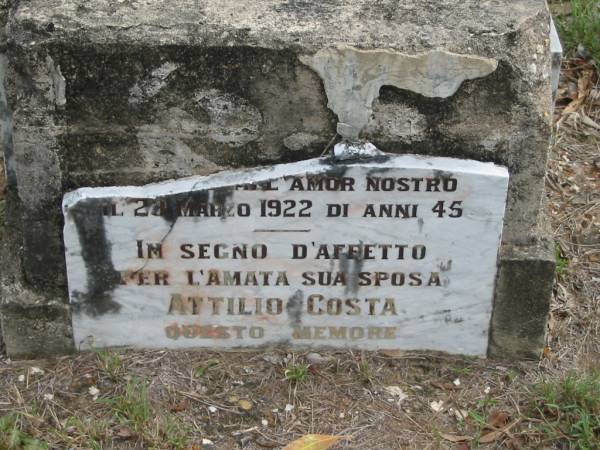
top-left (0, 302), bottom-right (73, 360)
top-left (0, 0), bottom-right (555, 359)
top-left (489, 237), bottom-right (555, 359)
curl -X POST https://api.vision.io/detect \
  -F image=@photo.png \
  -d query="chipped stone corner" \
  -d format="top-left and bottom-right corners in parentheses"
top-left (300, 47), bottom-right (498, 140)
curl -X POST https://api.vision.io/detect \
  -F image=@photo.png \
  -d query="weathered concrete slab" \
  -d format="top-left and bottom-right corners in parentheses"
top-left (63, 149), bottom-right (508, 355)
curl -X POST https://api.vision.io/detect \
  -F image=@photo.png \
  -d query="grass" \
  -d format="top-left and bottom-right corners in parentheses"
top-left (556, 244), bottom-right (569, 274)
top-left (527, 371), bottom-right (600, 449)
top-left (105, 378), bottom-right (152, 429)
top-left (451, 366), bottom-right (473, 376)
top-left (356, 361), bottom-right (375, 385)
top-left (555, 0), bottom-right (600, 65)
top-left (194, 358), bottom-right (219, 378)
top-left (94, 347), bottom-right (122, 381)
top-left (467, 410), bottom-right (487, 446)
top-left (100, 377), bottom-right (190, 448)
top-left (15, 375), bottom-right (193, 449)
top-left (57, 416), bottom-right (111, 450)
top-left (0, 414), bottom-right (47, 449)
top-left (284, 363), bottom-right (309, 383)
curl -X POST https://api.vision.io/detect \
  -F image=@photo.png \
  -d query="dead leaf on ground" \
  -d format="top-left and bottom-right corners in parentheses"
top-left (479, 419), bottom-right (520, 444)
top-left (487, 409), bottom-right (510, 429)
top-left (282, 434), bottom-right (343, 450)
top-left (170, 399), bottom-right (188, 412)
top-left (238, 399), bottom-right (253, 411)
top-left (384, 385), bottom-right (408, 402)
top-left (542, 346), bottom-right (552, 358)
top-left (439, 433), bottom-right (472, 443)
top-left (562, 97), bottom-right (585, 116)
top-left (578, 70), bottom-right (593, 99)
top-left (479, 430), bottom-right (504, 444)
top-left (114, 425), bottom-right (135, 439)
top-left (429, 400), bottom-right (445, 412)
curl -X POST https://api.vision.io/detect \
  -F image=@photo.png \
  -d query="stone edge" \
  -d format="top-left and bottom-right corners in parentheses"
top-left (488, 233), bottom-right (555, 360)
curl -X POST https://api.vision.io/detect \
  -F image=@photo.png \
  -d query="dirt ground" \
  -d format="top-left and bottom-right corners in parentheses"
top-left (0, 56), bottom-right (599, 449)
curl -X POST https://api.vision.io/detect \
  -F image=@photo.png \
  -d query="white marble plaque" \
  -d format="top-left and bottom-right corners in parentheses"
top-left (63, 146), bottom-right (508, 355)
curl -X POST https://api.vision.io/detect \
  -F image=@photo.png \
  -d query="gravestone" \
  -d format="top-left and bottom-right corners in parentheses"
top-left (1, 0), bottom-right (556, 359)
top-left (63, 146), bottom-right (508, 355)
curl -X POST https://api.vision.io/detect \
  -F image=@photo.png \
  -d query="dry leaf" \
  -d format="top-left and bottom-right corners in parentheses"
top-left (88, 386), bottom-right (100, 400)
top-left (578, 70), bottom-right (593, 99)
top-left (114, 426), bottom-right (135, 439)
top-left (439, 433), bottom-right (472, 443)
top-left (580, 113), bottom-right (600, 130)
top-left (543, 346), bottom-right (552, 358)
top-left (479, 430), bottom-right (503, 444)
top-left (562, 97), bottom-right (584, 116)
top-left (479, 419), bottom-right (520, 444)
top-left (282, 434), bottom-right (343, 450)
top-left (384, 386), bottom-right (408, 403)
top-left (170, 399), bottom-right (188, 412)
top-left (487, 410), bottom-right (510, 429)
top-left (238, 399), bottom-right (253, 411)
top-left (429, 400), bottom-right (444, 412)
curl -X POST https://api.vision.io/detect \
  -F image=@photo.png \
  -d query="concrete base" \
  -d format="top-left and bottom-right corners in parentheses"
top-left (0, 302), bottom-right (74, 360)
top-left (0, 192), bottom-right (74, 359)
top-left (488, 238), bottom-right (555, 360)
